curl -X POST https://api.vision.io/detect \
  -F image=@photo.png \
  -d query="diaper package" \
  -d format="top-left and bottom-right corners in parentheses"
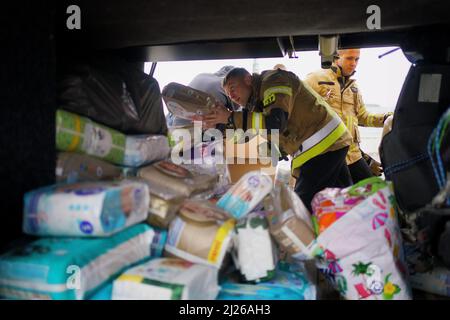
top-left (0, 224), bottom-right (166, 300)
top-left (148, 194), bottom-right (184, 229)
top-left (165, 209), bottom-right (235, 268)
top-left (23, 180), bottom-right (150, 237)
top-left (266, 185), bottom-right (315, 261)
top-left (217, 171), bottom-right (273, 219)
top-left (112, 258), bottom-right (220, 300)
top-left (138, 160), bottom-right (218, 198)
top-left (218, 261), bottom-right (316, 300)
top-left (56, 152), bottom-right (125, 183)
top-left (180, 199), bottom-right (230, 221)
top-left (162, 82), bottom-right (217, 120)
top-left (56, 109), bottom-right (170, 167)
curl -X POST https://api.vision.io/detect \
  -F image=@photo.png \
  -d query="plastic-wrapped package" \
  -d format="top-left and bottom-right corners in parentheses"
top-left (89, 230), bottom-right (167, 301)
top-left (266, 185), bottom-right (315, 261)
top-left (89, 281), bottom-right (114, 300)
top-left (112, 258), bottom-right (219, 300)
top-left (165, 209), bottom-right (235, 269)
top-left (56, 152), bottom-right (126, 183)
top-left (138, 160), bottom-right (218, 198)
top-left (162, 82), bottom-right (217, 120)
top-left (23, 180), bottom-right (150, 237)
top-left (217, 171), bottom-right (273, 219)
top-left (180, 199), bottom-right (230, 221)
top-left (145, 182), bottom-right (185, 229)
top-left (189, 140), bottom-right (231, 196)
top-left (59, 58), bottom-right (168, 135)
top-left (307, 178), bottom-right (412, 300)
top-left (218, 261), bottom-right (316, 300)
top-left (233, 212), bottom-right (276, 282)
top-left (311, 179), bottom-right (370, 235)
top-left (56, 109), bottom-right (170, 167)
top-left (0, 224), bottom-right (165, 300)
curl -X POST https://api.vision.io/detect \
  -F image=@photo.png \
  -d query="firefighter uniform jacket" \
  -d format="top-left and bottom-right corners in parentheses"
top-left (229, 69), bottom-right (352, 178)
top-left (305, 66), bottom-right (390, 165)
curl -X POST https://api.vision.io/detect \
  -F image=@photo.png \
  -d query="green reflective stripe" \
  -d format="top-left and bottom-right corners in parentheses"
top-left (292, 122), bottom-right (347, 170)
top-left (263, 86), bottom-right (293, 99)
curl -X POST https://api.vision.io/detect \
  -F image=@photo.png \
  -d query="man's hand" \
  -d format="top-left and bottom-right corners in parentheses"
top-left (193, 102), bottom-right (231, 129)
top-left (369, 159), bottom-right (383, 176)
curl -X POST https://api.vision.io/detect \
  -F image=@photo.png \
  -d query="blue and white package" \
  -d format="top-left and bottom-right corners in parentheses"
top-left (23, 180), bottom-right (150, 237)
top-left (217, 261), bottom-right (316, 300)
top-left (0, 224), bottom-right (167, 300)
top-left (88, 229), bottom-right (167, 301)
top-left (217, 172), bottom-right (272, 219)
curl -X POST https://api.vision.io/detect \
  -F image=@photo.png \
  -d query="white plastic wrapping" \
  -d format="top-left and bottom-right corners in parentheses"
top-left (112, 258), bottom-right (220, 300)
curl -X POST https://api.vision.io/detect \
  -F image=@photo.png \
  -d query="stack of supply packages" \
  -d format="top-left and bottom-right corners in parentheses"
top-left (0, 180), bottom-right (167, 300)
top-left (94, 82), bottom-right (228, 300)
top-left (0, 60), bottom-right (170, 300)
top-left (214, 172), bottom-right (316, 300)
top-left (110, 168), bottom-right (317, 300)
top-left (301, 177), bottom-right (413, 300)
top-left (55, 109), bottom-right (170, 183)
top-left (110, 160), bottom-right (226, 299)
top-left (56, 58), bottom-right (171, 184)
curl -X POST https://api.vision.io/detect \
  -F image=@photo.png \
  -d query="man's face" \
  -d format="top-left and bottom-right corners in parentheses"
top-left (336, 49), bottom-right (360, 77)
top-left (223, 75), bottom-right (253, 106)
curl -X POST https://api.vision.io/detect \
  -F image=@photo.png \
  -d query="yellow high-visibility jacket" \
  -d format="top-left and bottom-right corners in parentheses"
top-left (305, 66), bottom-right (390, 165)
top-left (229, 69), bottom-right (352, 178)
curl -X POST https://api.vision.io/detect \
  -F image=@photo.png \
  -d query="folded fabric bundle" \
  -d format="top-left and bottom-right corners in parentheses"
top-left (56, 152), bottom-right (126, 183)
top-left (56, 109), bottom-right (170, 167)
top-left (165, 209), bottom-right (235, 268)
top-left (23, 180), bottom-right (150, 237)
top-left (162, 82), bottom-right (216, 120)
top-left (233, 212), bottom-right (276, 282)
top-left (217, 171), bottom-right (273, 219)
top-left (138, 160), bottom-right (218, 198)
top-left (218, 261), bottom-right (316, 300)
top-left (112, 258), bottom-right (220, 300)
top-left (0, 224), bottom-right (166, 300)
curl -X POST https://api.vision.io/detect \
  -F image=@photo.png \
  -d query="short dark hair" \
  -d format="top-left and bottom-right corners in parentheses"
top-left (222, 67), bottom-right (251, 87)
top-left (215, 65), bottom-right (234, 77)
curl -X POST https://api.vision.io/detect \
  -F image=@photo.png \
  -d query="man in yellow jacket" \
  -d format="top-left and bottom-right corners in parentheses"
top-left (196, 67), bottom-right (353, 211)
top-left (305, 49), bottom-right (393, 183)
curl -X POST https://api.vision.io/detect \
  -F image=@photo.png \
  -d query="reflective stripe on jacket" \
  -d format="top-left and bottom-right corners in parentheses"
top-left (230, 69), bottom-right (352, 177)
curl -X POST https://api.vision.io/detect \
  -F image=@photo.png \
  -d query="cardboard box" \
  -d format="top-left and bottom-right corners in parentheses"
top-left (224, 135), bottom-right (276, 183)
